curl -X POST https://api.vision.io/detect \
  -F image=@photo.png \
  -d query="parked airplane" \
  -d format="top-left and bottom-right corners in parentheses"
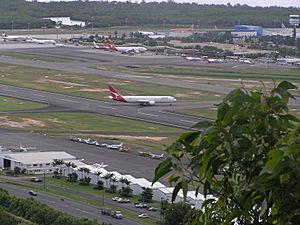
top-left (137, 29), bottom-right (155, 36)
top-left (27, 38), bottom-right (56, 44)
top-left (181, 54), bottom-right (202, 61)
top-left (108, 40), bottom-right (147, 54)
top-left (93, 41), bottom-right (110, 51)
top-left (108, 85), bottom-right (176, 106)
top-left (106, 142), bottom-right (124, 150)
top-left (148, 34), bottom-right (166, 39)
top-left (2, 32), bottom-right (31, 41)
top-left (18, 144), bottom-right (36, 152)
top-left (149, 153), bottom-right (164, 159)
top-left (239, 58), bottom-right (253, 64)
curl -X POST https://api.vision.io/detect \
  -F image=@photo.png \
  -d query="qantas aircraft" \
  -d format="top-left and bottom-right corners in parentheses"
top-left (108, 85), bottom-right (176, 106)
top-left (108, 40), bottom-right (147, 54)
top-left (93, 41), bottom-right (110, 51)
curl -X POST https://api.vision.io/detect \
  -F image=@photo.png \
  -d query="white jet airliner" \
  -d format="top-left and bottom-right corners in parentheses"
top-left (108, 40), bottom-right (147, 54)
top-left (2, 32), bottom-right (31, 41)
top-left (108, 85), bottom-right (176, 106)
top-left (27, 38), bottom-right (56, 44)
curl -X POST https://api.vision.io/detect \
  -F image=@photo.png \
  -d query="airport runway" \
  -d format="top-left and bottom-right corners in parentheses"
top-left (0, 83), bottom-right (215, 129)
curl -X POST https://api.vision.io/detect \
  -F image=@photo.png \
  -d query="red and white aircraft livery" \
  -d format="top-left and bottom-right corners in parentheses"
top-left (108, 40), bottom-right (147, 54)
top-left (108, 85), bottom-right (176, 106)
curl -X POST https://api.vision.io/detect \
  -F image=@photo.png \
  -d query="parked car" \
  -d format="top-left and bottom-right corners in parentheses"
top-left (112, 197), bottom-right (119, 201)
top-left (113, 211), bottom-right (123, 219)
top-left (30, 177), bottom-right (42, 182)
top-left (147, 207), bottom-right (158, 211)
top-left (135, 203), bottom-right (148, 208)
top-left (29, 190), bottom-right (37, 196)
top-left (138, 213), bottom-right (149, 218)
top-left (118, 198), bottom-right (130, 203)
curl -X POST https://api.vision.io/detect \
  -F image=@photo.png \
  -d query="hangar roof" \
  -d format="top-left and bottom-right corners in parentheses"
top-left (0, 151), bottom-right (76, 165)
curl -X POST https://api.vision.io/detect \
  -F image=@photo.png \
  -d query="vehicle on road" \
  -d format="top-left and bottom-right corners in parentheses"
top-left (30, 177), bottom-right (42, 182)
top-left (135, 203), bottom-right (148, 208)
top-left (118, 198), bottom-right (130, 203)
top-left (29, 190), bottom-right (37, 196)
top-left (147, 207), bottom-right (158, 211)
top-left (138, 213), bottom-right (149, 218)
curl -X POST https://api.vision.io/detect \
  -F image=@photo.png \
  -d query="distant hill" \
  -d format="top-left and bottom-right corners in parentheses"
top-left (0, 0), bottom-right (299, 29)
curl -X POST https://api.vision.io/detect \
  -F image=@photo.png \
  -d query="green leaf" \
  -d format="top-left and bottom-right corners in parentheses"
top-left (259, 198), bottom-right (268, 218)
top-left (192, 121), bottom-right (212, 129)
top-left (277, 81), bottom-right (298, 91)
top-left (171, 182), bottom-right (182, 202)
top-left (152, 158), bottom-right (172, 184)
top-left (263, 150), bottom-right (284, 173)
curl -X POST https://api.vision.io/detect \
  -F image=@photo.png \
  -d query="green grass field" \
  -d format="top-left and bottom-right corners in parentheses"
top-left (0, 63), bottom-right (221, 102)
top-left (110, 65), bottom-right (300, 81)
top-left (2, 112), bottom-right (184, 134)
top-left (0, 52), bottom-right (74, 63)
top-left (0, 96), bottom-right (47, 111)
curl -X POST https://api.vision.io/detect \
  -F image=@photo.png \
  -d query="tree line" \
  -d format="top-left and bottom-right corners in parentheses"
top-left (0, 0), bottom-right (299, 29)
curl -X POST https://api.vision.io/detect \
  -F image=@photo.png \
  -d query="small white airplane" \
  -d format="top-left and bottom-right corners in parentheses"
top-left (106, 142), bottom-right (124, 150)
top-left (136, 29), bottom-right (155, 36)
top-left (108, 85), bottom-right (176, 106)
top-left (108, 40), bottom-right (147, 54)
top-left (205, 58), bottom-right (225, 63)
top-left (149, 153), bottom-right (164, 159)
top-left (2, 32), bottom-right (31, 41)
top-left (239, 58), bottom-right (253, 64)
top-left (19, 144), bottom-right (36, 152)
top-left (148, 34), bottom-right (166, 39)
top-left (181, 54), bottom-right (202, 61)
top-left (27, 38), bottom-right (56, 44)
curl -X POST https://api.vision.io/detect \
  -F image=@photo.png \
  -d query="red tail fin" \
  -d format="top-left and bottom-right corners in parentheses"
top-left (108, 85), bottom-right (127, 102)
top-left (107, 39), bottom-right (118, 51)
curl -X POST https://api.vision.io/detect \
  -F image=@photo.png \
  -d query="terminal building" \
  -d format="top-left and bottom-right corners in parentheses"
top-left (234, 25), bottom-right (263, 37)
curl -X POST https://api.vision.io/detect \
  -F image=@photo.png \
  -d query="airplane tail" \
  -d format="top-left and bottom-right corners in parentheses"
top-left (108, 85), bottom-right (126, 102)
top-left (107, 39), bottom-right (118, 51)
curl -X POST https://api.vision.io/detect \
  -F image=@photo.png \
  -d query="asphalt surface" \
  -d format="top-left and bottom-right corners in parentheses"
top-left (0, 181), bottom-right (140, 225)
top-left (0, 83), bottom-right (214, 129)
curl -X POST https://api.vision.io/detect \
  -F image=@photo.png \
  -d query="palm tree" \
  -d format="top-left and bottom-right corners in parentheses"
top-left (52, 159), bottom-right (64, 178)
top-left (95, 171), bottom-right (102, 184)
top-left (78, 167), bottom-right (85, 179)
top-left (103, 173), bottom-right (112, 188)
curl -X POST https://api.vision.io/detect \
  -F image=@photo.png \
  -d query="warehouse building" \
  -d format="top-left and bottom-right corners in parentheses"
top-left (234, 25), bottom-right (263, 36)
top-left (0, 151), bottom-right (84, 174)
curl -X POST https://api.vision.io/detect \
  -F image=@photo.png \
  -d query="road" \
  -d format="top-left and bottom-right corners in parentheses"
top-left (0, 181), bottom-right (141, 225)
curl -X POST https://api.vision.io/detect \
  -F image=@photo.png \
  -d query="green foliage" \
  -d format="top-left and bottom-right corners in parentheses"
top-left (0, 209), bottom-right (19, 225)
top-left (106, 184), bottom-right (117, 194)
top-left (161, 202), bottom-right (201, 225)
top-left (0, 0), bottom-right (298, 29)
top-left (94, 180), bottom-right (104, 190)
top-left (66, 172), bottom-right (78, 183)
top-left (139, 187), bottom-right (153, 203)
top-left (119, 186), bottom-right (133, 197)
top-left (79, 177), bottom-right (91, 186)
top-left (14, 166), bottom-right (21, 175)
top-left (154, 81), bottom-right (300, 224)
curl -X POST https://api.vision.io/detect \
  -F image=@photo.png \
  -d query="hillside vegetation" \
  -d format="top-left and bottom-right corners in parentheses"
top-left (0, 0), bottom-right (299, 29)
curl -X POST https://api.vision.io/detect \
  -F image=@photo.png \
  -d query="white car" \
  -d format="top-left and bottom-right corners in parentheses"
top-left (138, 213), bottom-right (149, 218)
top-left (112, 197), bottom-right (119, 201)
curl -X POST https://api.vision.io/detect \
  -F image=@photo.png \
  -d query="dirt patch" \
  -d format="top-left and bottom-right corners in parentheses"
top-left (79, 88), bottom-right (108, 93)
top-left (0, 116), bottom-right (47, 128)
top-left (36, 78), bottom-right (87, 87)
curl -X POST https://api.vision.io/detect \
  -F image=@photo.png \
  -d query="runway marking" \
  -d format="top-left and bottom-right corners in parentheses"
top-left (180, 119), bottom-right (197, 124)
top-left (32, 93), bottom-right (45, 97)
top-left (137, 112), bottom-right (159, 117)
top-left (97, 105), bottom-right (116, 110)
top-left (232, 65), bottom-right (239, 69)
top-left (60, 98), bottom-right (80, 103)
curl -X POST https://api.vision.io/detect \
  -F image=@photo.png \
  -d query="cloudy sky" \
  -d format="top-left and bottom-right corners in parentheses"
top-left (35, 0), bottom-right (300, 7)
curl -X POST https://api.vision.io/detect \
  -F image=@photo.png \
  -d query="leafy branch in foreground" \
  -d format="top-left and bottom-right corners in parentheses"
top-left (153, 81), bottom-right (300, 225)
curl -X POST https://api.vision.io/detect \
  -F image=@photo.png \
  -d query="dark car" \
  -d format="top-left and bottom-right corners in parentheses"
top-left (29, 190), bottom-right (37, 196)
